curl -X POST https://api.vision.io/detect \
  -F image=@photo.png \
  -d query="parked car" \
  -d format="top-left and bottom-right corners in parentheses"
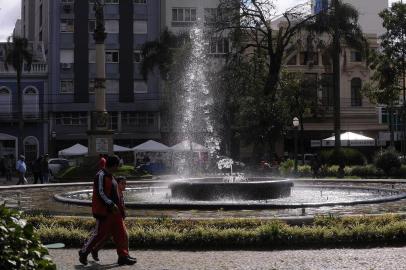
top-left (48, 158), bottom-right (70, 176)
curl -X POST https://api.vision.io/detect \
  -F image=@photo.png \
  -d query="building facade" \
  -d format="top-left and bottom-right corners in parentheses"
top-left (0, 42), bottom-right (48, 162)
top-left (21, 0), bottom-right (162, 152)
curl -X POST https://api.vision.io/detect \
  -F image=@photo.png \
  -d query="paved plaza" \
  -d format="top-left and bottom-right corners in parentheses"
top-left (50, 247), bottom-right (406, 270)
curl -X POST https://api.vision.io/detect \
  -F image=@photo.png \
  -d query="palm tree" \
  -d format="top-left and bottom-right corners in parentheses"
top-left (4, 36), bottom-right (33, 155)
top-left (307, 0), bottom-right (368, 150)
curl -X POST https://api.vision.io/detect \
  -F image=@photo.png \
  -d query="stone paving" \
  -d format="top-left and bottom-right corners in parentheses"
top-left (49, 247), bottom-right (406, 270)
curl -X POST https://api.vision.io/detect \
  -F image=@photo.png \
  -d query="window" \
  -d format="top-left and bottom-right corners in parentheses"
top-left (204, 8), bottom-right (231, 24)
top-left (60, 50), bottom-right (74, 68)
top-left (106, 80), bottom-right (119, 94)
top-left (134, 0), bottom-right (146, 3)
top-left (350, 51), bottom-right (363, 62)
top-left (134, 21), bottom-right (148, 34)
top-left (209, 38), bottom-right (230, 54)
top-left (106, 51), bottom-right (119, 63)
top-left (286, 55), bottom-right (297, 66)
top-left (23, 87), bottom-right (39, 118)
top-left (320, 74), bottom-right (334, 107)
top-left (351, 78), bottom-right (363, 107)
top-left (134, 50), bottom-right (142, 63)
top-left (60, 19), bottom-right (74, 32)
top-left (121, 112), bottom-right (155, 127)
top-left (0, 87), bottom-right (11, 115)
top-left (39, 4), bottom-right (43, 27)
top-left (89, 50), bottom-right (96, 63)
top-left (300, 51), bottom-right (319, 66)
top-left (89, 79), bottom-right (95, 93)
top-left (110, 112), bottom-right (119, 130)
top-left (172, 8), bottom-right (197, 22)
top-left (134, 81), bottom-right (148, 93)
top-left (60, 80), bottom-right (74, 94)
top-left (55, 112), bottom-right (88, 126)
top-left (105, 0), bottom-right (119, 3)
top-left (105, 20), bottom-right (119, 33)
top-left (89, 20), bottom-right (96, 33)
top-left (61, 0), bottom-right (74, 3)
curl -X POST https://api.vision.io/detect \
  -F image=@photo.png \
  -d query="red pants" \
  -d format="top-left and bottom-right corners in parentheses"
top-left (81, 213), bottom-right (129, 257)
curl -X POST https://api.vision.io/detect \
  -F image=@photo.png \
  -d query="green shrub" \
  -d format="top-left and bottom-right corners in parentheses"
top-left (298, 165), bottom-right (312, 177)
top-left (375, 149), bottom-right (401, 176)
top-left (24, 215), bottom-right (406, 249)
top-left (348, 165), bottom-right (383, 178)
top-left (279, 159), bottom-right (294, 176)
top-left (0, 206), bottom-right (56, 270)
top-left (319, 149), bottom-right (366, 166)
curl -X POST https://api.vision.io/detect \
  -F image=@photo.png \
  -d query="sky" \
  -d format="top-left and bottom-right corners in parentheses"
top-left (0, 0), bottom-right (400, 42)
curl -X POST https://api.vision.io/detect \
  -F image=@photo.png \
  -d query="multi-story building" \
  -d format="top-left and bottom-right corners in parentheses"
top-left (0, 41), bottom-right (48, 162)
top-left (21, 0), bottom-right (162, 152)
top-left (312, 0), bottom-right (387, 35)
top-left (283, 33), bottom-right (388, 153)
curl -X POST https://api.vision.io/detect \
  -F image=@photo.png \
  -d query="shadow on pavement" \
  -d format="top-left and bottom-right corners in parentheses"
top-left (74, 262), bottom-right (121, 269)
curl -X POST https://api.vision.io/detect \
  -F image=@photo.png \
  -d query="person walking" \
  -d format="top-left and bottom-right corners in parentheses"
top-left (79, 155), bottom-right (136, 266)
top-left (90, 176), bottom-right (129, 262)
top-left (32, 156), bottom-right (43, 184)
top-left (4, 155), bottom-right (13, 182)
top-left (41, 154), bottom-right (50, 184)
top-left (16, 155), bottom-right (28, 185)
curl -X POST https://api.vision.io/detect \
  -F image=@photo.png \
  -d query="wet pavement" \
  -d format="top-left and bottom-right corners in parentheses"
top-left (49, 247), bottom-right (406, 270)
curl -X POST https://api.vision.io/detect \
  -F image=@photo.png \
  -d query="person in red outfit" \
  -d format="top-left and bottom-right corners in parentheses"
top-left (99, 154), bottom-right (107, 169)
top-left (79, 156), bottom-right (136, 266)
top-left (90, 176), bottom-right (128, 262)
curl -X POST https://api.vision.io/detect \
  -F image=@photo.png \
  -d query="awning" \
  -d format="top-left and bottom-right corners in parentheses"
top-left (133, 140), bottom-right (170, 152)
top-left (170, 140), bottom-right (208, 152)
top-left (322, 132), bottom-right (375, 147)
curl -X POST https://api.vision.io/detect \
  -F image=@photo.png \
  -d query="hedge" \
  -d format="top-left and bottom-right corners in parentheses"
top-left (25, 214), bottom-right (406, 250)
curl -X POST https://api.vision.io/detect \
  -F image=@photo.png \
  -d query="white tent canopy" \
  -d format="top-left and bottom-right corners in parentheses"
top-left (58, 143), bottom-right (88, 156)
top-left (133, 140), bottom-right (170, 152)
top-left (59, 143), bottom-right (133, 156)
top-left (170, 140), bottom-right (208, 152)
top-left (113, 145), bottom-right (132, 152)
top-left (322, 132), bottom-right (375, 147)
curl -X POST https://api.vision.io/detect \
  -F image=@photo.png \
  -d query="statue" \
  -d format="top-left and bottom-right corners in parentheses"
top-left (93, 0), bottom-right (106, 42)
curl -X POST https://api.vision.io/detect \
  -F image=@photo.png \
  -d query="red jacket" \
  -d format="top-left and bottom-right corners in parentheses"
top-left (92, 169), bottom-right (123, 218)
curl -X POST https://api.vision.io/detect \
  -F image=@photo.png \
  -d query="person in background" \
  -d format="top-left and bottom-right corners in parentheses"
top-left (41, 154), bottom-right (50, 183)
top-left (99, 154), bottom-right (107, 170)
top-left (79, 156), bottom-right (136, 266)
top-left (118, 156), bottom-right (124, 167)
top-left (16, 155), bottom-right (27, 185)
top-left (32, 156), bottom-right (43, 184)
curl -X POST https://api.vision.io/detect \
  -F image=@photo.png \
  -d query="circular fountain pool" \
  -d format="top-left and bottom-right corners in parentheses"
top-left (53, 178), bottom-right (406, 211)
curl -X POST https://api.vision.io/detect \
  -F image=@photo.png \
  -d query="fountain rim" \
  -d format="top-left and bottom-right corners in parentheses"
top-left (53, 183), bottom-right (406, 210)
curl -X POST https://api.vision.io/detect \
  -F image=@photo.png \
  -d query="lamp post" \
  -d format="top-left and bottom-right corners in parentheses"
top-left (293, 117), bottom-right (300, 174)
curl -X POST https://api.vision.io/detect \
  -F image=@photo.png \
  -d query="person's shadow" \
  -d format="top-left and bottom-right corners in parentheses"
top-left (74, 262), bottom-right (123, 269)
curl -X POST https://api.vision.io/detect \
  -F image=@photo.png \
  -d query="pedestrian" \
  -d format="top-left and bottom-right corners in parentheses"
top-left (118, 156), bottom-right (124, 167)
top-left (90, 176), bottom-right (129, 262)
top-left (99, 154), bottom-right (107, 170)
top-left (32, 156), bottom-right (43, 184)
top-left (41, 154), bottom-right (50, 183)
top-left (79, 155), bottom-right (136, 266)
top-left (310, 155), bottom-right (320, 179)
top-left (16, 155), bottom-right (28, 185)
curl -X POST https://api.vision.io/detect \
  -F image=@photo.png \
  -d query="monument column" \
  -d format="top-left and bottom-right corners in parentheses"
top-left (87, 0), bottom-right (114, 156)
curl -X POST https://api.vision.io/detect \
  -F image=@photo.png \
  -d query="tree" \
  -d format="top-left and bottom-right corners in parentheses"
top-left (4, 36), bottom-right (33, 155)
top-left (306, 0), bottom-right (368, 150)
top-left (217, 0), bottom-right (318, 158)
top-left (379, 3), bottom-right (406, 151)
top-left (363, 51), bottom-right (401, 148)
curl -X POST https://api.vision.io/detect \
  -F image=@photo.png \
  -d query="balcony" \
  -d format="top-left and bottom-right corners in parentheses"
top-left (0, 63), bottom-right (48, 76)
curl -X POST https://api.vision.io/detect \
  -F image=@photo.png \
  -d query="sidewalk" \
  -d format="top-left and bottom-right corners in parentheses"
top-left (49, 247), bottom-right (406, 270)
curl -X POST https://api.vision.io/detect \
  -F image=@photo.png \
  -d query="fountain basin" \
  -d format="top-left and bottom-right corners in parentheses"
top-left (169, 179), bottom-right (293, 201)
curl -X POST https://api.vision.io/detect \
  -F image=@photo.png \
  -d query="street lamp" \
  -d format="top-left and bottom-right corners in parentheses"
top-left (293, 117), bottom-right (300, 174)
